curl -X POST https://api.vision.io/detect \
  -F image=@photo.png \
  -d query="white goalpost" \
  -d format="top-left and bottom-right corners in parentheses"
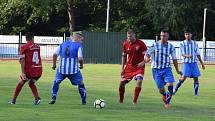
top-left (202, 8), bottom-right (215, 62)
top-left (202, 8), bottom-right (207, 62)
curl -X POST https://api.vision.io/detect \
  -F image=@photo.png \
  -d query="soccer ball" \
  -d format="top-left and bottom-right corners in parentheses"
top-left (93, 99), bottom-right (106, 109)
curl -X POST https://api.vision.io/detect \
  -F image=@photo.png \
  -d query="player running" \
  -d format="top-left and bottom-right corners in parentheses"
top-left (144, 30), bottom-right (181, 109)
top-left (118, 29), bottom-right (147, 105)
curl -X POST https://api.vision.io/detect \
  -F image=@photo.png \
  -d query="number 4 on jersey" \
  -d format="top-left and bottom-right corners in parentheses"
top-left (32, 51), bottom-right (39, 64)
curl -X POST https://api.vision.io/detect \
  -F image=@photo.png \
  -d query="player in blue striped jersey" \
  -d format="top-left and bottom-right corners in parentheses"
top-left (174, 31), bottom-right (205, 96)
top-left (49, 33), bottom-right (86, 105)
top-left (143, 30), bottom-right (181, 109)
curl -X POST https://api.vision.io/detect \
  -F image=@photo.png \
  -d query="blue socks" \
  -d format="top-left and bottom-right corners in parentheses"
top-left (194, 83), bottom-right (199, 96)
top-left (174, 79), bottom-right (183, 94)
top-left (166, 85), bottom-right (173, 104)
top-left (78, 84), bottom-right (87, 104)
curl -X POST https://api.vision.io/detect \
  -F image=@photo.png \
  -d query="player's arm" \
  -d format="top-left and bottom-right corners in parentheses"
top-left (137, 42), bottom-right (148, 67)
top-left (121, 52), bottom-right (127, 75)
top-left (197, 55), bottom-right (205, 70)
top-left (52, 46), bottom-right (60, 70)
top-left (144, 54), bottom-right (151, 63)
top-left (19, 46), bottom-right (28, 80)
top-left (172, 59), bottom-right (181, 75)
top-left (144, 45), bottom-right (155, 63)
top-left (196, 43), bottom-right (205, 70)
top-left (171, 48), bottom-right (182, 75)
top-left (182, 54), bottom-right (192, 58)
top-left (19, 54), bottom-right (27, 80)
top-left (78, 46), bottom-right (84, 69)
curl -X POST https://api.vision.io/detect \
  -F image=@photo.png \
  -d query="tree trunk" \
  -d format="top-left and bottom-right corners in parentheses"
top-left (67, 0), bottom-right (75, 36)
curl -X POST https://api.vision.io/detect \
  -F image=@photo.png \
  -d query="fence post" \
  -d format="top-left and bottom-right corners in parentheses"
top-left (155, 35), bottom-right (158, 42)
top-left (63, 33), bottom-right (66, 42)
top-left (18, 32), bottom-right (22, 56)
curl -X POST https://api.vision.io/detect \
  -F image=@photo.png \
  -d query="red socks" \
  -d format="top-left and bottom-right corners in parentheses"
top-left (12, 79), bottom-right (39, 101)
top-left (12, 81), bottom-right (25, 100)
top-left (133, 87), bottom-right (142, 104)
top-left (29, 80), bottom-right (39, 99)
top-left (119, 86), bottom-right (142, 104)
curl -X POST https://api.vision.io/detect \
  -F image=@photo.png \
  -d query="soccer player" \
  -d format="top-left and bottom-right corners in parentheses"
top-left (174, 31), bottom-right (205, 96)
top-left (49, 33), bottom-right (86, 105)
top-left (118, 29), bottom-right (147, 105)
top-left (10, 32), bottom-right (42, 105)
top-left (144, 30), bottom-right (181, 109)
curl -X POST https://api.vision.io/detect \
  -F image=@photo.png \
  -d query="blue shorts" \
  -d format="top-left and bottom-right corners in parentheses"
top-left (55, 71), bottom-right (83, 85)
top-left (182, 62), bottom-right (200, 78)
top-left (152, 68), bottom-right (175, 89)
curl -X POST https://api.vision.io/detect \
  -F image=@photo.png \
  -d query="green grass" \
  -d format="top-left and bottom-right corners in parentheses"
top-left (0, 60), bottom-right (215, 121)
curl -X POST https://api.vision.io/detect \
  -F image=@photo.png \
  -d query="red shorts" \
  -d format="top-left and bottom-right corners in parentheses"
top-left (121, 65), bottom-right (145, 82)
top-left (25, 67), bottom-right (42, 80)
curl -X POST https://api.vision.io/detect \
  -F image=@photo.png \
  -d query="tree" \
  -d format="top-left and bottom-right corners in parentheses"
top-left (145, 0), bottom-right (209, 39)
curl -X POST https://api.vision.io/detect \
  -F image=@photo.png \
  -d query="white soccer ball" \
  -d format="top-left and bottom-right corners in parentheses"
top-left (93, 99), bottom-right (106, 109)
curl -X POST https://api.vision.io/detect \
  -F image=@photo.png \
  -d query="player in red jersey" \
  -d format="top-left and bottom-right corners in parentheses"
top-left (118, 29), bottom-right (147, 105)
top-left (9, 32), bottom-right (42, 105)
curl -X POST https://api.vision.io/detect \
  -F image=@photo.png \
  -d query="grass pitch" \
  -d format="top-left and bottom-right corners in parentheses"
top-left (0, 60), bottom-right (214, 121)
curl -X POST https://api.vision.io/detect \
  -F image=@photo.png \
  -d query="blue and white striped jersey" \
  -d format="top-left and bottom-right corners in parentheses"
top-left (54, 40), bottom-right (83, 74)
top-left (180, 40), bottom-right (200, 63)
top-left (147, 41), bottom-right (177, 69)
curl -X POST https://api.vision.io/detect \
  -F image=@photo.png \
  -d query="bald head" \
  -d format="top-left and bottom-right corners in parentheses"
top-left (72, 33), bottom-right (84, 43)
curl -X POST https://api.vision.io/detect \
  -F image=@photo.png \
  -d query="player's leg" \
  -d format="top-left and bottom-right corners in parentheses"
top-left (152, 68), bottom-right (166, 104)
top-left (159, 88), bottom-right (167, 104)
top-left (166, 83), bottom-right (173, 103)
top-left (163, 68), bottom-right (175, 109)
top-left (192, 62), bottom-right (201, 96)
top-left (174, 63), bottom-right (190, 95)
top-left (78, 83), bottom-right (86, 105)
top-left (10, 76), bottom-right (27, 104)
top-left (133, 74), bottom-right (143, 104)
top-left (28, 79), bottom-right (41, 105)
top-left (193, 77), bottom-right (199, 96)
top-left (68, 71), bottom-right (87, 105)
top-left (174, 76), bottom-right (186, 95)
top-left (119, 80), bottom-right (129, 103)
top-left (49, 71), bottom-right (65, 104)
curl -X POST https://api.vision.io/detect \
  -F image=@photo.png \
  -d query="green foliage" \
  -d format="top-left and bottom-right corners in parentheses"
top-left (0, 0), bottom-right (215, 39)
top-left (145, 0), bottom-right (209, 39)
top-left (0, 0), bottom-right (67, 35)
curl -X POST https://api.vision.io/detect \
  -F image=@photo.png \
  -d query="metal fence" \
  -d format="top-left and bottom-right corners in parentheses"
top-left (174, 47), bottom-right (215, 64)
top-left (0, 43), bottom-right (59, 59)
top-left (82, 31), bottom-right (126, 64)
top-left (1, 32), bottom-right (215, 64)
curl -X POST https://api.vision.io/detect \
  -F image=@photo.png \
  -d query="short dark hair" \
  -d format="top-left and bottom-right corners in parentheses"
top-left (127, 29), bottom-right (135, 34)
top-left (184, 30), bottom-right (192, 34)
top-left (25, 32), bottom-right (34, 40)
top-left (161, 29), bottom-right (169, 33)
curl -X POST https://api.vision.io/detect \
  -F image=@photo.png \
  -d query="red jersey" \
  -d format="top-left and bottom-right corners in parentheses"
top-left (123, 39), bottom-right (147, 66)
top-left (20, 41), bottom-right (42, 79)
top-left (121, 39), bottom-right (147, 80)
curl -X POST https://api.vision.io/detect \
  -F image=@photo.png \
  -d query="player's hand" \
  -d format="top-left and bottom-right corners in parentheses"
top-left (177, 71), bottom-right (182, 76)
top-left (121, 69), bottom-right (125, 76)
top-left (202, 64), bottom-right (205, 70)
top-left (21, 73), bottom-right (27, 81)
top-left (79, 66), bottom-right (83, 69)
top-left (137, 61), bottom-right (145, 68)
top-left (52, 65), bottom-right (56, 70)
top-left (187, 55), bottom-right (192, 58)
